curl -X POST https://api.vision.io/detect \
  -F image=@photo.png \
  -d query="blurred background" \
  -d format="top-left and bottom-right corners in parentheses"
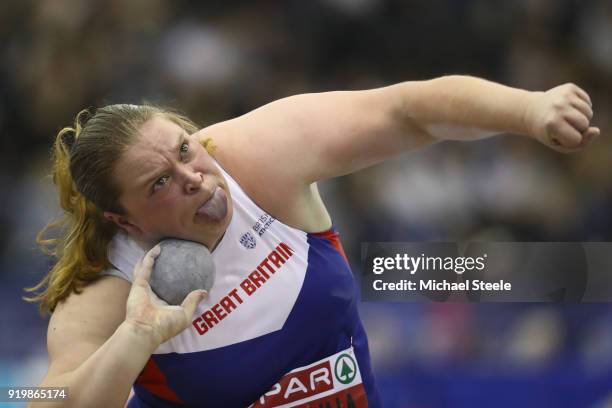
top-left (1, 0), bottom-right (611, 406)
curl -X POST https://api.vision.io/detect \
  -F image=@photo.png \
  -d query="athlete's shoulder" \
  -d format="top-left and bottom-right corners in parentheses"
top-left (195, 121), bottom-right (331, 233)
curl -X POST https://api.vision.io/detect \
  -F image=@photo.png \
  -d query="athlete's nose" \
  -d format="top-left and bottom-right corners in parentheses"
top-left (183, 168), bottom-right (203, 194)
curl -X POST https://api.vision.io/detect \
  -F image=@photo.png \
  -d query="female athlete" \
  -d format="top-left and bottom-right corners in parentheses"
top-left (27, 76), bottom-right (598, 407)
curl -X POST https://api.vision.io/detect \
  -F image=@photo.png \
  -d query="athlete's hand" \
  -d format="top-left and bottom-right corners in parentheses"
top-left (125, 245), bottom-right (208, 347)
top-left (526, 83), bottom-right (600, 153)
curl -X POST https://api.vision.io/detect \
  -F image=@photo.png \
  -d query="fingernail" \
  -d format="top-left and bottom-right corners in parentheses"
top-left (200, 290), bottom-right (208, 298)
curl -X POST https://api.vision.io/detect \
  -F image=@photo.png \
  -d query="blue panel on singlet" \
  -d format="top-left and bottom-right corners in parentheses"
top-left (129, 231), bottom-right (381, 408)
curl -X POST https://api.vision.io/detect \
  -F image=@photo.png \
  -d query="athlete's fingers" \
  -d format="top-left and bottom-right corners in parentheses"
top-left (551, 126), bottom-right (600, 153)
top-left (181, 290), bottom-right (208, 319)
top-left (564, 109), bottom-right (590, 133)
top-left (570, 98), bottom-right (593, 121)
top-left (579, 127), bottom-right (601, 147)
top-left (571, 84), bottom-right (592, 107)
top-left (134, 245), bottom-right (161, 285)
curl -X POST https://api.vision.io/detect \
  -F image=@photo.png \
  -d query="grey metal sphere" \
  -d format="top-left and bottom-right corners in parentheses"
top-left (150, 239), bottom-right (216, 305)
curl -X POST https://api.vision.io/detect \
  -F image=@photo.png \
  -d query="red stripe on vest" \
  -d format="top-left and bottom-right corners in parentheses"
top-left (136, 357), bottom-right (184, 404)
top-left (312, 228), bottom-right (349, 263)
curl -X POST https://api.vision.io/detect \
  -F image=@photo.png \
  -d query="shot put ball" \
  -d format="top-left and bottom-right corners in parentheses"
top-left (150, 239), bottom-right (216, 305)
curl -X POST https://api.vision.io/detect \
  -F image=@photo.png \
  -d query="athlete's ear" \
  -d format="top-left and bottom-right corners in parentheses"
top-left (104, 211), bottom-right (144, 237)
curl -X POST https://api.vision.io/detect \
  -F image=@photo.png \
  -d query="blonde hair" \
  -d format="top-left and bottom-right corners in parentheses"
top-left (24, 104), bottom-right (200, 315)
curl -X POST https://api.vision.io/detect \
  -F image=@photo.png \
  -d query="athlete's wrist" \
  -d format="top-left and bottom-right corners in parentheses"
top-left (120, 320), bottom-right (162, 352)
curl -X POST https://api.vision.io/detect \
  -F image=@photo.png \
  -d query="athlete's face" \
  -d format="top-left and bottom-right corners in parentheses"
top-left (105, 115), bottom-right (232, 250)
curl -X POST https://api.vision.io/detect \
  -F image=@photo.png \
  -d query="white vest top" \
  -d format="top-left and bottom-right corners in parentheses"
top-left (104, 163), bottom-right (311, 354)
top-left (102, 161), bottom-right (380, 407)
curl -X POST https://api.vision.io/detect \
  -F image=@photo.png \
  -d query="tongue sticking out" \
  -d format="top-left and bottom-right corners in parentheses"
top-left (196, 187), bottom-right (228, 221)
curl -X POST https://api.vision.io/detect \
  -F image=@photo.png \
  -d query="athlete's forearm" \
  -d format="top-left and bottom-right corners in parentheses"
top-left (32, 322), bottom-right (158, 408)
top-left (397, 75), bottom-right (537, 141)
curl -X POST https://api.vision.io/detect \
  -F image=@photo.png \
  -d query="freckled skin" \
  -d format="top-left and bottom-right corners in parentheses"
top-left (107, 115), bottom-right (233, 250)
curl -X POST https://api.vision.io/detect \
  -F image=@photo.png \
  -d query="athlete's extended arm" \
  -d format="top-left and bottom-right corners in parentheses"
top-left (209, 75), bottom-right (599, 184)
top-left (31, 246), bottom-right (206, 408)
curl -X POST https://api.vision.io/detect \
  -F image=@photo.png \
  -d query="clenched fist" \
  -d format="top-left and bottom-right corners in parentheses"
top-left (526, 83), bottom-right (600, 153)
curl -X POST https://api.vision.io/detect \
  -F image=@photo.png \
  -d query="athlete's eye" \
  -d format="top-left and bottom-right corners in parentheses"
top-left (180, 141), bottom-right (189, 156)
top-left (153, 175), bottom-right (169, 192)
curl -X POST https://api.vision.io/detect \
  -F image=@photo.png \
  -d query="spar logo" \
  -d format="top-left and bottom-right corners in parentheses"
top-left (251, 361), bottom-right (334, 407)
top-left (250, 349), bottom-right (366, 408)
top-left (334, 353), bottom-right (357, 384)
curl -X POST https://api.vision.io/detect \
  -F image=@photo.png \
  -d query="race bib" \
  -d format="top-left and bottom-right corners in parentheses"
top-left (249, 346), bottom-right (368, 407)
